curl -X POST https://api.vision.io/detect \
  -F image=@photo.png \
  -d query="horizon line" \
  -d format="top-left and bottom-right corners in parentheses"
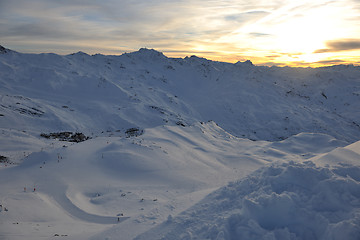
top-left (1, 44), bottom-right (359, 69)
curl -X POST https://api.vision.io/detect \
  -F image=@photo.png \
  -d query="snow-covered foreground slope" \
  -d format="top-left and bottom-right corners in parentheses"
top-left (0, 123), bottom-right (355, 240)
top-left (136, 141), bottom-right (360, 240)
top-left (0, 46), bottom-right (360, 239)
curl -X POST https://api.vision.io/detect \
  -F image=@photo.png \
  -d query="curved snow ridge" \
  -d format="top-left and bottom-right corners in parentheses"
top-left (270, 132), bottom-right (348, 158)
top-left (136, 161), bottom-right (360, 240)
top-left (43, 190), bottom-right (129, 225)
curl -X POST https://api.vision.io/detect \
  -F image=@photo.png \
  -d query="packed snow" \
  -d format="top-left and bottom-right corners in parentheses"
top-left (0, 46), bottom-right (359, 240)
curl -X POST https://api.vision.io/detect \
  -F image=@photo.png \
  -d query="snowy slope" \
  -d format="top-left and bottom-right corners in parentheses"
top-left (0, 46), bottom-right (360, 240)
top-left (136, 153), bottom-right (360, 240)
top-left (1, 46), bottom-right (360, 143)
top-left (0, 123), bottom-right (352, 240)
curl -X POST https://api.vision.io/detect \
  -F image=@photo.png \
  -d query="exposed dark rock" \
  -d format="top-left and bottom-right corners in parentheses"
top-left (0, 155), bottom-right (9, 163)
top-left (40, 132), bottom-right (90, 142)
top-left (0, 45), bottom-right (7, 54)
top-left (125, 128), bottom-right (143, 137)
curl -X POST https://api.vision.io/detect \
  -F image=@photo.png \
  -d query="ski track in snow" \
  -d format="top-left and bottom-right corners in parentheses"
top-left (44, 189), bottom-right (129, 225)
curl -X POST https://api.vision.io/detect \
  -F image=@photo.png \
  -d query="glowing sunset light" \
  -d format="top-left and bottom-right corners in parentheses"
top-left (1, 0), bottom-right (359, 67)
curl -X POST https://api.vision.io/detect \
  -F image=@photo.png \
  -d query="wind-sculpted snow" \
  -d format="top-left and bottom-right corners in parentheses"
top-left (137, 160), bottom-right (360, 240)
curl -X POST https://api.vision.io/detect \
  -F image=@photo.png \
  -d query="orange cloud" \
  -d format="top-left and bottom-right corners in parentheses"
top-left (314, 39), bottom-right (360, 53)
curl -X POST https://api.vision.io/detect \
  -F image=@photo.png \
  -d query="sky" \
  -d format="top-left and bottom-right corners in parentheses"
top-left (1, 0), bottom-right (360, 67)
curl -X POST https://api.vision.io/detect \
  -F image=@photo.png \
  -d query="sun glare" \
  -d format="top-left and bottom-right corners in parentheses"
top-left (267, 3), bottom-right (353, 66)
top-left (215, 1), bottom-right (359, 67)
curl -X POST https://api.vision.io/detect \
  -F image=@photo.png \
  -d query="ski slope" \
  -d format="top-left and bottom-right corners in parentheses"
top-left (0, 46), bottom-right (359, 239)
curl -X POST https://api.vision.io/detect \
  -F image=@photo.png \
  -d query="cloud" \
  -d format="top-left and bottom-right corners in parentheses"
top-left (248, 32), bottom-right (271, 38)
top-left (314, 59), bottom-right (346, 65)
top-left (0, 0), bottom-right (282, 54)
top-left (225, 11), bottom-right (269, 22)
top-left (1, 0), bottom-right (359, 67)
top-left (266, 55), bottom-right (281, 59)
top-left (257, 61), bottom-right (285, 67)
top-left (1, 0), bottom-right (275, 54)
top-left (314, 39), bottom-right (360, 53)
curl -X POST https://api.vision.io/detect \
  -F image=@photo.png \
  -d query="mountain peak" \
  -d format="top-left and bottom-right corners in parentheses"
top-left (69, 51), bottom-right (90, 56)
top-left (126, 48), bottom-right (167, 60)
top-left (184, 55), bottom-right (209, 64)
top-left (235, 60), bottom-right (254, 66)
top-left (138, 47), bottom-right (160, 53)
top-left (244, 60), bottom-right (253, 65)
top-left (138, 48), bottom-right (166, 57)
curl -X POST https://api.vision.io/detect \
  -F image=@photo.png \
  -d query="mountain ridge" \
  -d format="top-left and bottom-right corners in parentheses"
top-left (1, 46), bottom-right (359, 143)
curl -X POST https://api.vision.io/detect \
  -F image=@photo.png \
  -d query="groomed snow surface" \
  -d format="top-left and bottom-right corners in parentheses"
top-left (0, 47), bottom-right (360, 239)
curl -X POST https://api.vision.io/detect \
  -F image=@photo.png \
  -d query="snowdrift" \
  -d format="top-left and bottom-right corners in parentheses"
top-left (136, 159), bottom-right (360, 240)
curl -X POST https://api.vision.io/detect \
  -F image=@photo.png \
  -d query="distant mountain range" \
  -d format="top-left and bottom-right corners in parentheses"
top-left (1, 46), bottom-right (359, 143)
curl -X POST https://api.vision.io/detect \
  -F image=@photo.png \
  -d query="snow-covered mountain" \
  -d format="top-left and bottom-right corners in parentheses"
top-left (0, 46), bottom-right (359, 240)
top-left (1, 46), bottom-right (359, 142)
